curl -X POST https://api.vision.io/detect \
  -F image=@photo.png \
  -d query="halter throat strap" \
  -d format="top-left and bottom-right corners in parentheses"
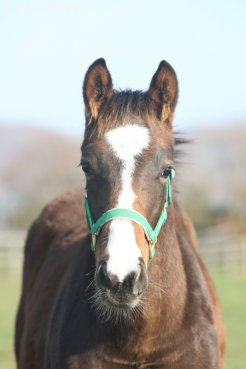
top-left (84, 169), bottom-right (175, 260)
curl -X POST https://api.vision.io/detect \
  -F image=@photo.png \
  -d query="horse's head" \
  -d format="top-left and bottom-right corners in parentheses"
top-left (81, 58), bottom-right (178, 317)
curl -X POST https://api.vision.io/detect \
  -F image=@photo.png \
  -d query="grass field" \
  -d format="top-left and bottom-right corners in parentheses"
top-left (0, 267), bottom-right (245, 369)
top-left (210, 268), bottom-right (246, 369)
top-left (0, 270), bottom-right (21, 369)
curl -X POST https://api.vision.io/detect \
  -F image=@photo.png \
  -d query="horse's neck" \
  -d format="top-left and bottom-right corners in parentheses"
top-left (140, 211), bottom-right (187, 337)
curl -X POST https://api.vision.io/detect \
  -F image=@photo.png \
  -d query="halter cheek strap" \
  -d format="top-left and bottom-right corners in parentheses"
top-left (84, 168), bottom-right (175, 260)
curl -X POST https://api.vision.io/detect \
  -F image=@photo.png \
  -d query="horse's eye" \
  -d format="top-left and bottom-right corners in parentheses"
top-left (162, 166), bottom-right (173, 178)
top-left (81, 161), bottom-right (93, 176)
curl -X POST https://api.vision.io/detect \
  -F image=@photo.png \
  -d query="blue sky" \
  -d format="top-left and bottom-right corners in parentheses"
top-left (0, 0), bottom-right (246, 136)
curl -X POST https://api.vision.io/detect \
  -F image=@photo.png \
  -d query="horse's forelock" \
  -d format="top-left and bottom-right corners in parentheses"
top-left (83, 90), bottom-right (158, 140)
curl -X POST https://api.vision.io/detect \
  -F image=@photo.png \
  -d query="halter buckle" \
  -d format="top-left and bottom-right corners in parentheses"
top-left (91, 234), bottom-right (96, 252)
top-left (149, 241), bottom-right (156, 260)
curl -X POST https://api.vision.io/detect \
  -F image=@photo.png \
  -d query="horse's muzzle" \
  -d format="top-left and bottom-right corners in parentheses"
top-left (95, 258), bottom-right (148, 309)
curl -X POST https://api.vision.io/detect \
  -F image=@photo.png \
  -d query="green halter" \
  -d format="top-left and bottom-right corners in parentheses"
top-left (84, 168), bottom-right (175, 260)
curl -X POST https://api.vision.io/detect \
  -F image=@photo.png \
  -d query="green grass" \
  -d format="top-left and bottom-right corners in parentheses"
top-left (0, 267), bottom-right (245, 369)
top-left (0, 270), bottom-right (21, 369)
top-left (209, 267), bottom-right (246, 369)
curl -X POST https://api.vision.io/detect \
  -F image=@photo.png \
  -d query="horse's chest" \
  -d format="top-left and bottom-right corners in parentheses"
top-left (66, 327), bottom-right (219, 369)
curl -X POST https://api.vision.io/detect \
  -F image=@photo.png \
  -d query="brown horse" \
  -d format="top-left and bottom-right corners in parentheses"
top-left (15, 59), bottom-right (225, 369)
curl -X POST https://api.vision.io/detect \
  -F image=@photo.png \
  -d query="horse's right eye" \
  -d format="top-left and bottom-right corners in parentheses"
top-left (81, 161), bottom-right (93, 176)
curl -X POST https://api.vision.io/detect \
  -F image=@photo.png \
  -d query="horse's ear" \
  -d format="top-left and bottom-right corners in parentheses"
top-left (148, 60), bottom-right (178, 125)
top-left (83, 58), bottom-right (113, 123)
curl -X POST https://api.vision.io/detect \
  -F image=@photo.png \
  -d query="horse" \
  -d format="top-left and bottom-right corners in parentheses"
top-left (15, 58), bottom-right (225, 369)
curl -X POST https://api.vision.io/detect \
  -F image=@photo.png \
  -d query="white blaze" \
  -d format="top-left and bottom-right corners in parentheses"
top-left (105, 124), bottom-right (150, 281)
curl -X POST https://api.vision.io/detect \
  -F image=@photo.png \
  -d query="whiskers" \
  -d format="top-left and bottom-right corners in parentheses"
top-left (87, 287), bottom-right (147, 326)
top-left (148, 280), bottom-right (168, 296)
top-left (84, 276), bottom-right (167, 326)
top-left (84, 270), bottom-right (168, 326)
top-left (84, 268), bottom-right (96, 294)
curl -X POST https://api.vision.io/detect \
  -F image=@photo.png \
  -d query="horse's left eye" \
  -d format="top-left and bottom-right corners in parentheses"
top-left (81, 161), bottom-right (93, 176)
top-left (161, 166), bottom-right (173, 178)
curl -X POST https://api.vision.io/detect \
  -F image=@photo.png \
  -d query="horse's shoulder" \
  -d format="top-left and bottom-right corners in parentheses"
top-left (39, 187), bottom-right (84, 230)
top-left (23, 188), bottom-right (86, 290)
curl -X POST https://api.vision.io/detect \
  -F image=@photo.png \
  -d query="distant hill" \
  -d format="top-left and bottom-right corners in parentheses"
top-left (0, 125), bottom-right (84, 228)
top-left (1, 123), bottom-right (246, 232)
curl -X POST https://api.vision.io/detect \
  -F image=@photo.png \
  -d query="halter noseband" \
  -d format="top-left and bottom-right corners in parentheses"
top-left (84, 168), bottom-right (175, 260)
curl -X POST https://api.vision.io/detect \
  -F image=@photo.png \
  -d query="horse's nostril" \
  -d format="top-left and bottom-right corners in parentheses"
top-left (97, 261), bottom-right (112, 290)
top-left (97, 261), bottom-right (120, 290)
top-left (96, 259), bottom-right (147, 300)
top-left (133, 261), bottom-right (148, 296)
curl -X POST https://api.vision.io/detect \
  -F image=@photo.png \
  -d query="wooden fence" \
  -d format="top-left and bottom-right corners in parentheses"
top-left (0, 230), bottom-right (26, 273)
top-left (198, 228), bottom-right (246, 269)
top-left (0, 229), bottom-right (246, 273)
